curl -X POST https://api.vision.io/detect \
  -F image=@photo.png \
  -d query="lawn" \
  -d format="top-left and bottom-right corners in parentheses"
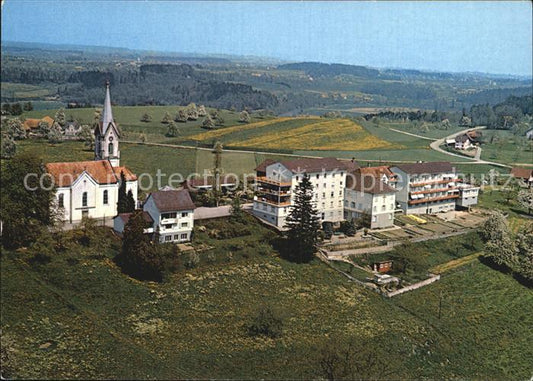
top-left (351, 231), bottom-right (485, 282)
top-left (479, 129), bottom-right (533, 165)
top-left (13, 140), bottom-right (296, 191)
top-left (1, 221), bottom-right (532, 379)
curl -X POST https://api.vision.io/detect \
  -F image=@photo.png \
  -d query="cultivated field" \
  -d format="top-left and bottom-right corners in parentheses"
top-left (190, 118), bottom-right (395, 151)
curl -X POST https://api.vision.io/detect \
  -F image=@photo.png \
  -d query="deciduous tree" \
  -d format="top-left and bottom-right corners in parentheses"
top-left (517, 189), bottom-right (533, 215)
top-left (47, 122), bottom-right (63, 144)
top-left (0, 152), bottom-right (56, 248)
top-left (166, 120), bottom-right (179, 137)
top-left (0, 134), bottom-right (16, 159)
top-left (239, 110), bottom-right (251, 123)
top-left (54, 108), bottom-right (66, 127)
top-left (7, 118), bottom-right (26, 140)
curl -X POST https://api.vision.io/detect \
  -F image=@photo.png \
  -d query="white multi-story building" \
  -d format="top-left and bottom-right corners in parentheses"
top-left (142, 188), bottom-right (195, 243)
top-left (391, 162), bottom-right (478, 214)
top-left (46, 83), bottom-right (138, 224)
top-left (344, 170), bottom-right (397, 229)
top-left (253, 158), bottom-right (358, 228)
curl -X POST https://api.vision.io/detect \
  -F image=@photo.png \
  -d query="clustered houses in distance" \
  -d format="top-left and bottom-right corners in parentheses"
top-left (253, 158), bottom-right (479, 229)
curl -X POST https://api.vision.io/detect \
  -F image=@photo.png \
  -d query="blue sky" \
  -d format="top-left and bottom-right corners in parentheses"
top-left (2, 1), bottom-right (532, 76)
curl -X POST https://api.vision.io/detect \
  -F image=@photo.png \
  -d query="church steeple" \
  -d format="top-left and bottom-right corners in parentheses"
top-left (100, 80), bottom-right (114, 132)
top-left (94, 81), bottom-right (120, 167)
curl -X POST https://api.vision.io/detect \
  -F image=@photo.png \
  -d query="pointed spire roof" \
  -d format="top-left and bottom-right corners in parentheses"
top-left (99, 80), bottom-right (118, 135)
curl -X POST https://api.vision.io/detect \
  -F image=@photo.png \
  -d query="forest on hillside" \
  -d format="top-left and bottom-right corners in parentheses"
top-left (1, 43), bottom-right (532, 115)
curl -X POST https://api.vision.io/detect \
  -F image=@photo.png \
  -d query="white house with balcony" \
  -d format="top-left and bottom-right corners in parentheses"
top-left (391, 162), bottom-right (478, 214)
top-left (142, 188), bottom-right (195, 243)
top-left (253, 157), bottom-right (358, 228)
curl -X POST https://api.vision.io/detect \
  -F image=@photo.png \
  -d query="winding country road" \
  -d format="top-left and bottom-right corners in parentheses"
top-left (124, 124), bottom-right (512, 169)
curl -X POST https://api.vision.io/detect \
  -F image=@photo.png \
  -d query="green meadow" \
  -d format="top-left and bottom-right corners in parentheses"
top-left (1, 217), bottom-right (532, 379)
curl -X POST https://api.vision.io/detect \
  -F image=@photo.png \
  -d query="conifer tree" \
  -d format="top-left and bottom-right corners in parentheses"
top-left (117, 210), bottom-right (162, 281)
top-left (284, 174), bottom-right (320, 262)
top-left (117, 171), bottom-right (134, 214)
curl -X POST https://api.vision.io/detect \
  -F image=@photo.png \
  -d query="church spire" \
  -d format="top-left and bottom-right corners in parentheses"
top-left (100, 80), bottom-right (114, 132)
top-left (95, 81), bottom-right (120, 167)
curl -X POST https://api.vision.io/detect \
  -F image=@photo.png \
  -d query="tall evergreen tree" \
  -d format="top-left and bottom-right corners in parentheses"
top-left (284, 174), bottom-right (320, 263)
top-left (116, 210), bottom-right (162, 281)
top-left (117, 171), bottom-right (134, 214)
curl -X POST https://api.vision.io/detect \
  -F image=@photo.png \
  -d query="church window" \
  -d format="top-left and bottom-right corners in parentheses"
top-left (103, 190), bottom-right (108, 205)
top-left (58, 194), bottom-right (64, 208)
top-left (82, 192), bottom-right (88, 207)
top-left (108, 142), bottom-right (114, 156)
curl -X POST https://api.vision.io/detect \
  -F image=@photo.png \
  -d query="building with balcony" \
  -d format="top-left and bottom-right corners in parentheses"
top-left (253, 157), bottom-right (358, 228)
top-left (344, 170), bottom-right (397, 229)
top-left (391, 162), bottom-right (464, 214)
top-left (143, 188), bottom-right (195, 243)
top-left (456, 184), bottom-right (480, 209)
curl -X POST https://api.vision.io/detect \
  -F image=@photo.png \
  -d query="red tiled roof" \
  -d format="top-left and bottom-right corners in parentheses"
top-left (46, 160), bottom-right (135, 187)
top-left (280, 157), bottom-right (359, 173)
top-left (394, 162), bottom-right (453, 175)
top-left (254, 159), bottom-right (276, 173)
top-left (511, 167), bottom-right (533, 179)
top-left (114, 211), bottom-right (153, 225)
top-left (347, 173), bottom-right (396, 194)
top-left (358, 166), bottom-right (395, 179)
top-left (23, 116), bottom-right (54, 130)
top-left (113, 166), bottom-right (137, 181)
top-left (149, 189), bottom-right (195, 212)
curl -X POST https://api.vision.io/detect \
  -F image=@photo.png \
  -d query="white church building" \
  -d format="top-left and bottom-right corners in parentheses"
top-left (46, 82), bottom-right (138, 224)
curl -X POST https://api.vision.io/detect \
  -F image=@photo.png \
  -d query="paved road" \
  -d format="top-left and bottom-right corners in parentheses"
top-left (429, 126), bottom-right (511, 168)
top-left (389, 128), bottom-right (437, 141)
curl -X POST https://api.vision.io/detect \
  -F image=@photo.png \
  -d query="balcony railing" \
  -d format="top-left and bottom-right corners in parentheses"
top-left (254, 198), bottom-right (291, 207)
top-left (257, 187), bottom-right (292, 197)
top-left (410, 186), bottom-right (457, 195)
top-left (256, 176), bottom-right (292, 187)
top-left (410, 178), bottom-right (461, 187)
top-left (408, 194), bottom-right (459, 205)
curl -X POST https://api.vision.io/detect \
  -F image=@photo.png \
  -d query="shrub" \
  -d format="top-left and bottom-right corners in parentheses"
top-left (247, 305), bottom-right (283, 339)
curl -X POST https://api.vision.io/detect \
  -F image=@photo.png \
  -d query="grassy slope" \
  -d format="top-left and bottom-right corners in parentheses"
top-left (2, 228), bottom-right (532, 379)
top-left (479, 129), bottom-right (533, 165)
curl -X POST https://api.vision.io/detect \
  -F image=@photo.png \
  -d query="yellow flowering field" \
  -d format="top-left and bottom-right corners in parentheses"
top-left (226, 118), bottom-right (395, 150)
top-left (189, 116), bottom-right (321, 141)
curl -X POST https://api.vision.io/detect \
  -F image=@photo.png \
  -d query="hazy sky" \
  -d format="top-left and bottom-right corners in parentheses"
top-left (2, 1), bottom-right (532, 76)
